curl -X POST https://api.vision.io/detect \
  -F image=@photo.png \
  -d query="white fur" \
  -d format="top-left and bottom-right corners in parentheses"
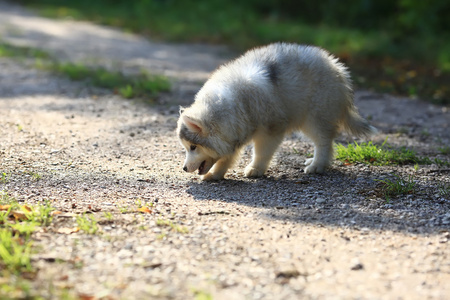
top-left (177, 43), bottom-right (375, 181)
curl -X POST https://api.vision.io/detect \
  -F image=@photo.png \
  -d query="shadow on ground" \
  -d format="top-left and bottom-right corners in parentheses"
top-left (185, 169), bottom-right (450, 235)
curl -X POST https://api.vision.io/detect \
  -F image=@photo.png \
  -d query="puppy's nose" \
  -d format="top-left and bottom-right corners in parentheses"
top-left (183, 166), bottom-right (188, 172)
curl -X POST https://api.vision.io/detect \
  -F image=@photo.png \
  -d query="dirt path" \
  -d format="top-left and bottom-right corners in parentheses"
top-left (1, 1), bottom-right (449, 299)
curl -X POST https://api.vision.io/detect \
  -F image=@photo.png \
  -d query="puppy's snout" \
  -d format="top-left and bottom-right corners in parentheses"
top-left (183, 166), bottom-right (188, 172)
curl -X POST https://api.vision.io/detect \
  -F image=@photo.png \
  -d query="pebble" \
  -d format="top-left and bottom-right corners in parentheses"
top-left (315, 197), bottom-right (326, 204)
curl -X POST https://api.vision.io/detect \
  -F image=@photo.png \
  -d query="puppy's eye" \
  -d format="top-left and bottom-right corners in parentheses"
top-left (190, 145), bottom-right (197, 151)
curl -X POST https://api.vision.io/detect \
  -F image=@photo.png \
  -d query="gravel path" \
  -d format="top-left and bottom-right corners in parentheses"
top-left (1, 1), bottom-right (449, 299)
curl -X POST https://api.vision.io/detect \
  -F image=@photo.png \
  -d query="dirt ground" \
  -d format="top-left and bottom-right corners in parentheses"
top-left (0, 1), bottom-right (449, 299)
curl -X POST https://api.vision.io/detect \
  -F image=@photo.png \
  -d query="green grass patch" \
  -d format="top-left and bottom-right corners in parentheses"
top-left (0, 192), bottom-right (98, 298)
top-left (0, 191), bottom-right (61, 299)
top-left (156, 218), bottom-right (189, 234)
top-left (438, 146), bottom-right (450, 155)
top-left (0, 229), bottom-right (33, 274)
top-left (375, 175), bottom-right (417, 202)
top-left (0, 42), bottom-right (50, 60)
top-left (103, 211), bottom-right (114, 221)
top-left (50, 63), bottom-right (170, 99)
top-left (1, 192), bottom-right (54, 265)
top-left (76, 213), bottom-right (100, 235)
top-left (27, 200), bottom-right (55, 227)
top-left (336, 138), bottom-right (423, 166)
top-left (0, 41), bottom-right (170, 100)
top-left (336, 139), bottom-right (450, 167)
top-left (25, 171), bottom-right (42, 181)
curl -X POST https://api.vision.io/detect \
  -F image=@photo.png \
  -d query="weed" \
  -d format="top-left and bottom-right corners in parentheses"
top-left (135, 199), bottom-right (143, 207)
top-left (9, 222), bottom-right (37, 237)
top-left (336, 138), bottom-right (421, 166)
top-left (118, 205), bottom-right (131, 214)
top-left (0, 275), bottom-right (34, 299)
top-left (1, 197), bottom-right (55, 228)
top-left (103, 212), bottom-right (114, 221)
top-left (419, 157), bottom-right (450, 167)
top-left (336, 137), bottom-right (449, 166)
top-left (0, 172), bottom-right (10, 183)
top-left (437, 183), bottom-right (450, 198)
top-left (156, 218), bottom-right (189, 234)
top-left (138, 225), bottom-right (148, 230)
top-left (0, 190), bottom-right (17, 205)
top-left (49, 63), bottom-right (170, 100)
top-left (16, 124), bottom-right (23, 132)
top-left (119, 84), bottom-right (134, 98)
top-left (0, 195), bottom-right (68, 298)
top-left (396, 127), bottom-right (409, 135)
top-left (156, 233), bottom-right (167, 240)
top-left (0, 229), bottom-right (33, 273)
top-left (292, 148), bottom-right (313, 158)
top-left (375, 175), bottom-right (417, 202)
top-left (26, 171), bottom-right (42, 181)
top-left (76, 214), bottom-right (100, 234)
top-left (0, 211), bottom-right (9, 224)
top-left (1, 192), bottom-right (19, 225)
top-left (27, 200), bottom-right (54, 226)
top-left (192, 289), bottom-right (213, 300)
top-left (0, 42), bottom-right (50, 59)
top-left (135, 198), bottom-right (154, 209)
top-left (438, 146), bottom-right (450, 155)
top-left (420, 129), bottom-right (430, 137)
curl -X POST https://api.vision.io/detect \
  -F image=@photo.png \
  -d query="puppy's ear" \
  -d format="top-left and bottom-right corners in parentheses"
top-left (182, 115), bottom-right (205, 135)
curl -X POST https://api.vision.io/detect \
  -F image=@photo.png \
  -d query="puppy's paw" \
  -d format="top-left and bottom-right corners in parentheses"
top-left (201, 172), bottom-right (224, 181)
top-left (244, 165), bottom-right (266, 178)
top-left (304, 158), bottom-right (314, 166)
top-left (304, 163), bottom-right (326, 174)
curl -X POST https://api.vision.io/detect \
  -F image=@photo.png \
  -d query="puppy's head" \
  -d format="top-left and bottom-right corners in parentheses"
top-left (180, 140), bottom-right (217, 175)
top-left (177, 114), bottom-right (219, 175)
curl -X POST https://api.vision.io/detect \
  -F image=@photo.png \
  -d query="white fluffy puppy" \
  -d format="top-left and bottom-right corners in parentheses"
top-left (177, 43), bottom-right (375, 180)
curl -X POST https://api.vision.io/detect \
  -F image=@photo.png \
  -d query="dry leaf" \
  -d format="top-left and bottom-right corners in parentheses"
top-left (56, 227), bottom-right (80, 234)
top-left (78, 294), bottom-right (95, 300)
top-left (0, 204), bottom-right (11, 211)
top-left (22, 205), bottom-right (33, 212)
top-left (51, 210), bottom-right (63, 216)
top-left (137, 207), bottom-right (152, 214)
top-left (12, 210), bottom-right (28, 221)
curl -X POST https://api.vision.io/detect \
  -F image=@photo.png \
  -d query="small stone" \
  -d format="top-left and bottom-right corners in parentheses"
top-left (350, 257), bottom-right (364, 270)
top-left (351, 263), bottom-right (364, 271)
top-left (316, 197), bottom-right (326, 204)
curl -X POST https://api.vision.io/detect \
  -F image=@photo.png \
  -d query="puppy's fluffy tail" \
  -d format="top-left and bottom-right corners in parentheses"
top-left (342, 108), bottom-right (377, 137)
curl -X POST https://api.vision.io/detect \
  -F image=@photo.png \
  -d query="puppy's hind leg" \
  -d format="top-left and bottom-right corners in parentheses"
top-left (303, 125), bottom-right (336, 174)
top-left (245, 131), bottom-right (284, 178)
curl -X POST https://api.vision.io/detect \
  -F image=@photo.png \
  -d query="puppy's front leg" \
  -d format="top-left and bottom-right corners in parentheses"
top-left (201, 153), bottom-right (238, 181)
top-left (244, 132), bottom-right (284, 178)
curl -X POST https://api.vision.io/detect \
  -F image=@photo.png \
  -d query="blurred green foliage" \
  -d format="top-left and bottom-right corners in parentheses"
top-left (16, 0), bottom-right (450, 104)
top-left (249, 0), bottom-right (449, 35)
